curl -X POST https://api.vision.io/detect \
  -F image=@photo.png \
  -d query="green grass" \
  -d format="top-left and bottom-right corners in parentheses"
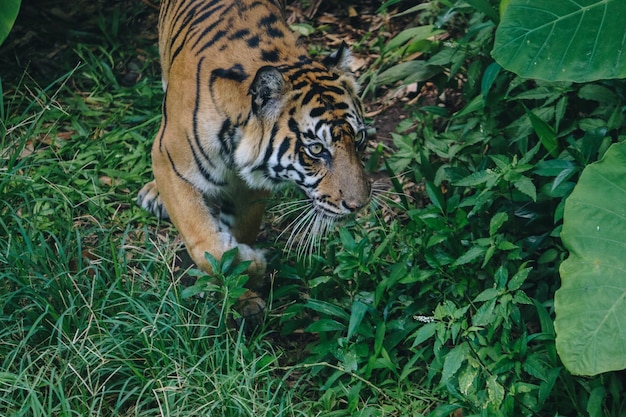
top-left (0, 86), bottom-right (308, 415)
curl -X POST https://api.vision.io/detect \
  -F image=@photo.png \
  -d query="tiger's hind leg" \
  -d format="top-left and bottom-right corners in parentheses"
top-left (137, 180), bottom-right (170, 220)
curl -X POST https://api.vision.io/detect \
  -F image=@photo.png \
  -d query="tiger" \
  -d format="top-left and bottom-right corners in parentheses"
top-left (137, 0), bottom-right (371, 303)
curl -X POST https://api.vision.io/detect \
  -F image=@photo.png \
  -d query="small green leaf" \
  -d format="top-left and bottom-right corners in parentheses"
top-left (489, 212), bottom-right (508, 235)
top-left (487, 375), bottom-right (505, 408)
top-left (474, 288), bottom-right (500, 303)
top-left (338, 228), bottom-right (356, 250)
top-left (289, 23), bottom-right (315, 37)
top-left (374, 321), bottom-right (386, 356)
top-left (377, 61), bottom-right (441, 86)
top-left (305, 299), bottom-right (351, 321)
top-left (453, 245), bottom-right (486, 266)
top-left (229, 261), bottom-right (251, 277)
top-left (534, 159), bottom-right (576, 176)
top-left (527, 109), bottom-right (558, 157)
top-left (305, 319), bottom-right (346, 333)
top-left (384, 25), bottom-right (444, 53)
top-left (508, 267), bottom-right (532, 291)
top-left (347, 300), bottom-right (369, 340)
top-left (453, 94), bottom-right (484, 118)
top-left (341, 350), bottom-right (359, 372)
top-left (220, 247), bottom-right (238, 274)
top-left (472, 298), bottom-right (497, 327)
top-left (587, 386), bottom-right (606, 417)
top-left (426, 181), bottom-right (446, 213)
top-left (411, 322), bottom-right (437, 347)
top-left (481, 62), bottom-right (502, 99)
top-left (465, 0), bottom-right (500, 21)
top-left (458, 364), bottom-right (478, 395)
top-left (513, 176), bottom-right (537, 201)
top-left (454, 170), bottom-right (495, 187)
top-left (482, 245), bottom-right (496, 267)
top-left (203, 251), bottom-right (220, 274)
top-left (441, 343), bottom-right (468, 385)
top-left (578, 84), bottom-right (619, 105)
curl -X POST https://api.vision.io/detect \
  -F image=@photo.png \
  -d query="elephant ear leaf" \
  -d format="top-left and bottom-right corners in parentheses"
top-left (492, 0), bottom-right (626, 82)
top-left (0, 0), bottom-right (21, 46)
top-left (556, 141), bottom-right (626, 376)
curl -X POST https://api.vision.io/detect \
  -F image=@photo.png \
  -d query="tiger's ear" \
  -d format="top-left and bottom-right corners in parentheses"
top-left (322, 41), bottom-right (352, 72)
top-left (249, 66), bottom-right (288, 118)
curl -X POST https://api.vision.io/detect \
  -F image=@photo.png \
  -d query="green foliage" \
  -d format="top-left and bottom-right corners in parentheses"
top-left (271, 0), bottom-right (626, 414)
top-left (493, 0), bottom-right (626, 82)
top-left (183, 248), bottom-right (254, 330)
top-left (556, 141), bottom-right (626, 376)
top-left (0, 0), bottom-right (20, 45)
top-left (492, 0), bottom-right (626, 380)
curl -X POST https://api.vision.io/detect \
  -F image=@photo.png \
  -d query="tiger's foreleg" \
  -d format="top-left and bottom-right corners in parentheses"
top-left (145, 139), bottom-right (267, 279)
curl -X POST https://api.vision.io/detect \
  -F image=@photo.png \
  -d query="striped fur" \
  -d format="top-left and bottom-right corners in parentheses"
top-left (138, 0), bottom-right (370, 283)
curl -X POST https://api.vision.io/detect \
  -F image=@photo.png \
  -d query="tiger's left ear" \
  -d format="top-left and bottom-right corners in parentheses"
top-left (322, 41), bottom-right (352, 73)
top-left (249, 66), bottom-right (289, 119)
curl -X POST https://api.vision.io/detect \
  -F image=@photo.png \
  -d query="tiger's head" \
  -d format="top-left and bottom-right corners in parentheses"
top-left (238, 44), bottom-right (371, 226)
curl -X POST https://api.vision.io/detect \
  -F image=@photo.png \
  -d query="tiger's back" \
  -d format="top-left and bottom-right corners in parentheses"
top-left (138, 0), bottom-right (371, 290)
top-left (158, 0), bottom-right (300, 90)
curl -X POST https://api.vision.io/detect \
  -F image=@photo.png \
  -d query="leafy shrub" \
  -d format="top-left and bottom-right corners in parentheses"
top-left (274, 0), bottom-right (626, 415)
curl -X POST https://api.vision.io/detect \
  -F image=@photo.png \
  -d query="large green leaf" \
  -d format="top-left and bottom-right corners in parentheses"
top-left (556, 141), bottom-right (626, 376)
top-left (0, 0), bottom-right (21, 46)
top-left (492, 0), bottom-right (626, 82)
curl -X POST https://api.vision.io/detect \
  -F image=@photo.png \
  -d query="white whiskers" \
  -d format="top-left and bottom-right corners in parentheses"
top-left (273, 199), bottom-right (337, 263)
top-left (272, 175), bottom-right (414, 263)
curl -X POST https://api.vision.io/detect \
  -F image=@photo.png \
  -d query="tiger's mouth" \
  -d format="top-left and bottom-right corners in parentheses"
top-left (311, 199), bottom-right (359, 220)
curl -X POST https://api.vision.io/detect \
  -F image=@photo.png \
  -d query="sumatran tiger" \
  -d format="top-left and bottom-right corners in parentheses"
top-left (138, 0), bottom-right (371, 309)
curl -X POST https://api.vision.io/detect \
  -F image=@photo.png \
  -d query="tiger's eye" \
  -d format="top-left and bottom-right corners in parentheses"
top-left (308, 143), bottom-right (324, 156)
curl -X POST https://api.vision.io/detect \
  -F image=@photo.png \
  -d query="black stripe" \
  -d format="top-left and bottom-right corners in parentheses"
top-left (309, 107), bottom-right (325, 118)
top-left (158, 94), bottom-right (168, 152)
top-left (211, 64), bottom-right (249, 83)
top-left (217, 118), bottom-right (236, 166)
top-left (192, 58), bottom-right (216, 169)
top-left (189, 0), bottom-right (222, 29)
top-left (247, 35), bottom-right (260, 48)
top-left (197, 29), bottom-right (228, 54)
top-left (276, 137), bottom-right (291, 160)
top-left (261, 48), bottom-right (280, 63)
top-left (259, 12), bottom-right (278, 27)
top-left (301, 88), bottom-right (318, 105)
top-left (185, 134), bottom-right (227, 186)
top-left (166, 149), bottom-right (193, 185)
top-left (228, 29), bottom-right (250, 40)
top-left (168, 1), bottom-right (201, 64)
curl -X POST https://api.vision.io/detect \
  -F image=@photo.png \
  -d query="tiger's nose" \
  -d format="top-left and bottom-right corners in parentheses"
top-left (342, 198), bottom-right (367, 212)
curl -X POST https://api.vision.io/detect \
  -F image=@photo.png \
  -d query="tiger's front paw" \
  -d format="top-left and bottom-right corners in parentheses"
top-left (233, 242), bottom-right (267, 281)
top-left (137, 180), bottom-right (170, 219)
